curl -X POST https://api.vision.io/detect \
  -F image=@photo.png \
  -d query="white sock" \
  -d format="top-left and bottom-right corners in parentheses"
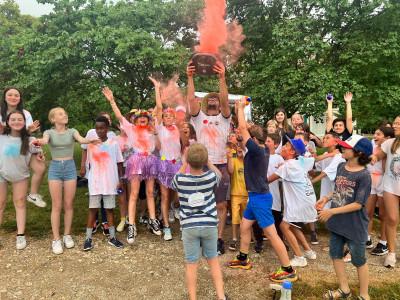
top-left (379, 240), bottom-right (387, 246)
top-left (367, 235), bottom-right (371, 241)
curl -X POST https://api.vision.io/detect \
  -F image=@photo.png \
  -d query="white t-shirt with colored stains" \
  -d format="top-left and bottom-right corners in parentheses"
top-left (120, 117), bottom-right (156, 154)
top-left (87, 139), bottom-right (123, 196)
top-left (157, 124), bottom-right (181, 161)
top-left (381, 138), bottom-right (400, 196)
top-left (191, 110), bottom-right (231, 164)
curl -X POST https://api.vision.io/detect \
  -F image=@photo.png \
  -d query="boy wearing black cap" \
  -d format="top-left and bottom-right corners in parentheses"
top-left (316, 135), bottom-right (372, 300)
top-left (268, 137), bottom-right (318, 267)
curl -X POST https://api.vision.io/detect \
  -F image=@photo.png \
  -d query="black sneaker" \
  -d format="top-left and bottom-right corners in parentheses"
top-left (366, 238), bottom-right (373, 249)
top-left (127, 224), bottom-right (137, 244)
top-left (310, 231), bottom-right (319, 245)
top-left (228, 240), bottom-right (238, 251)
top-left (83, 238), bottom-right (93, 251)
top-left (102, 223), bottom-right (110, 236)
top-left (254, 240), bottom-right (263, 253)
top-left (148, 219), bottom-right (162, 236)
top-left (108, 237), bottom-right (124, 249)
top-left (92, 220), bottom-right (100, 234)
top-left (217, 238), bottom-right (225, 255)
top-left (371, 242), bottom-right (388, 256)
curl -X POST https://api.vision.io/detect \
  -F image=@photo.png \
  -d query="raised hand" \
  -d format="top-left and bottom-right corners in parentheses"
top-left (213, 61), bottom-right (225, 78)
top-left (186, 61), bottom-right (196, 78)
top-left (344, 92), bottom-right (353, 103)
top-left (102, 87), bottom-right (114, 102)
top-left (326, 93), bottom-right (334, 102)
top-left (149, 76), bottom-right (161, 89)
top-left (28, 120), bottom-right (40, 133)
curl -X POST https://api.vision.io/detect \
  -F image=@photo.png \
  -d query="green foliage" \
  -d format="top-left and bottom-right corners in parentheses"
top-left (0, 0), bottom-right (399, 132)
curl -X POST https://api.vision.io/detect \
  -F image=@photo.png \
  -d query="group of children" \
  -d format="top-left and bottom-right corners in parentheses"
top-left (0, 80), bottom-right (399, 300)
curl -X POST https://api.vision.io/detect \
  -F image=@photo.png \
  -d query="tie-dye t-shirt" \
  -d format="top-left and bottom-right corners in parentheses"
top-left (86, 139), bottom-right (123, 195)
top-left (0, 135), bottom-right (41, 182)
top-left (191, 111), bottom-right (231, 164)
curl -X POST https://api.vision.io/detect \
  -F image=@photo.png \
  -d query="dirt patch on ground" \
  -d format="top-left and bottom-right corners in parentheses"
top-left (0, 224), bottom-right (399, 300)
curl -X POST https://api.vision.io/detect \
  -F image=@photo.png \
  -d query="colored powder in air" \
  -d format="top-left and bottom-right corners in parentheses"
top-left (195, 0), bottom-right (228, 54)
top-left (160, 75), bottom-right (185, 108)
top-left (220, 20), bottom-right (246, 65)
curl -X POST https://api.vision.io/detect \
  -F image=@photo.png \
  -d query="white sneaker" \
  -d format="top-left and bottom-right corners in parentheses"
top-left (27, 194), bottom-right (46, 208)
top-left (384, 252), bottom-right (396, 268)
top-left (63, 235), bottom-right (75, 249)
top-left (16, 235), bottom-right (27, 250)
top-left (52, 240), bottom-right (63, 255)
top-left (304, 250), bottom-right (317, 260)
top-left (174, 208), bottom-right (180, 220)
top-left (163, 227), bottom-right (173, 241)
top-left (290, 255), bottom-right (308, 267)
top-left (168, 209), bottom-right (175, 223)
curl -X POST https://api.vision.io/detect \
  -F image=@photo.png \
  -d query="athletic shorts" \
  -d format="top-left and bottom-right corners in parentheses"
top-left (89, 195), bottom-right (116, 209)
top-left (230, 195), bottom-right (248, 225)
top-left (243, 192), bottom-right (274, 229)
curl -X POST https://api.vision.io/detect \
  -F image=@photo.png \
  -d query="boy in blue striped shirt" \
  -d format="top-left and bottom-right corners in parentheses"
top-left (172, 143), bottom-right (227, 300)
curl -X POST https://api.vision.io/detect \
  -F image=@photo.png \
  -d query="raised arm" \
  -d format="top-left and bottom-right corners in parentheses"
top-left (73, 130), bottom-right (100, 145)
top-left (325, 94), bottom-right (334, 133)
top-left (34, 131), bottom-right (50, 146)
top-left (102, 87), bottom-right (124, 121)
top-left (344, 92), bottom-right (353, 133)
top-left (149, 76), bottom-right (163, 125)
top-left (186, 62), bottom-right (199, 116)
top-left (236, 97), bottom-right (251, 144)
top-left (213, 61), bottom-right (230, 118)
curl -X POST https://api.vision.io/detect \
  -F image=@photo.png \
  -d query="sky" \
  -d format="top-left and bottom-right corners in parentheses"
top-left (13, 0), bottom-right (54, 17)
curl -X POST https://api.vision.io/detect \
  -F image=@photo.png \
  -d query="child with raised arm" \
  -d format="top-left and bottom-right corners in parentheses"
top-left (35, 107), bottom-right (100, 255)
top-left (326, 92), bottom-right (354, 141)
top-left (0, 111), bottom-right (42, 250)
top-left (83, 116), bottom-right (124, 251)
top-left (149, 76), bottom-right (182, 241)
top-left (228, 97), bottom-right (297, 283)
top-left (268, 138), bottom-right (318, 267)
top-left (102, 87), bottom-right (161, 245)
top-left (316, 135), bottom-right (372, 300)
top-left (172, 143), bottom-right (227, 300)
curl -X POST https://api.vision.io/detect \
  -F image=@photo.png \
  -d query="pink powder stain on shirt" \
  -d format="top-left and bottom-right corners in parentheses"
top-left (133, 125), bottom-right (152, 153)
top-left (88, 144), bottom-right (112, 191)
top-left (202, 126), bottom-right (218, 149)
top-left (161, 126), bottom-right (181, 159)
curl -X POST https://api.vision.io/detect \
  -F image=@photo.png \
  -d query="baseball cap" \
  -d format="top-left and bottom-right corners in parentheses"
top-left (336, 135), bottom-right (373, 157)
top-left (287, 137), bottom-right (306, 156)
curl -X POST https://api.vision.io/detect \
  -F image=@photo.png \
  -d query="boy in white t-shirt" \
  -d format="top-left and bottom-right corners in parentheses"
top-left (268, 138), bottom-right (318, 267)
top-left (265, 133), bottom-right (285, 240)
top-left (83, 116), bottom-right (124, 251)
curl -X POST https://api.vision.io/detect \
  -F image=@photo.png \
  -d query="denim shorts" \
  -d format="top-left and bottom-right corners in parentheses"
top-left (243, 192), bottom-right (274, 229)
top-left (329, 231), bottom-right (366, 267)
top-left (48, 160), bottom-right (77, 181)
top-left (182, 227), bottom-right (218, 263)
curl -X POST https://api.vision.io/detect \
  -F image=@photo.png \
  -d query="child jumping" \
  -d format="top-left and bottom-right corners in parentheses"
top-left (83, 116), bottom-right (124, 251)
top-left (228, 97), bottom-right (297, 283)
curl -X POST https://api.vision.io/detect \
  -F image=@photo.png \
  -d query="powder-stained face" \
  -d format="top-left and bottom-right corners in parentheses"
top-left (134, 116), bottom-right (149, 126)
top-left (5, 89), bottom-right (21, 107)
top-left (162, 111), bottom-right (175, 127)
top-left (280, 142), bottom-right (295, 160)
top-left (8, 112), bottom-right (25, 131)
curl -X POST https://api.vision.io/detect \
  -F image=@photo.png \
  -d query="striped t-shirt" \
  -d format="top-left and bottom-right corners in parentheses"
top-left (172, 170), bottom-right (220, 229)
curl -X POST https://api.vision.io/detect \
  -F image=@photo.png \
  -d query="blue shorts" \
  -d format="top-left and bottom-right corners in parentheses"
top-left (329, 231), bottom-right (367, 267)
top-left (243, 192), bottom-right (274, 229)
top-left (182, 227), bottom-right (218, 263)
top-left (48, 160), bottom-right (77, 181)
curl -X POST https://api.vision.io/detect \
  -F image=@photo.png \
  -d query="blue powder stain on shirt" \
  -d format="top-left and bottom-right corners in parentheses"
top-left (99, 144), bottom-right (109, 152)
top-left (4, 144), bottom-right (20, 157)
